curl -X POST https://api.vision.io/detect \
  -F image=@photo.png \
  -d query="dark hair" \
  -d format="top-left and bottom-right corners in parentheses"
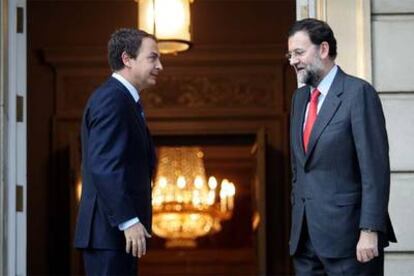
top-left (108, 28), bottom-right (156, 71)
top-left (288, 18), bottom-right (337, 59)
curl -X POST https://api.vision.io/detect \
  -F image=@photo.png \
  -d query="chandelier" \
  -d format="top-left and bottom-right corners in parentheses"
top-left (137, 0), bottom-right (194, 54)
top-left (152, 147), bottom-right (236, 248)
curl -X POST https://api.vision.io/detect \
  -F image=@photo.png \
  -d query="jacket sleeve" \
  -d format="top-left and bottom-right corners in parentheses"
top-left (86, 92), bottom-right (137, 227)
top-left (351, 83), bottom-right (390, 232)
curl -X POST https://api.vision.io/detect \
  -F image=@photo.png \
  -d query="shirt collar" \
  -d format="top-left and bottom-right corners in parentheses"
top-left (312, 64), bottom-right (338, 97)
top-left (112, 72), bottom-right (140, 102)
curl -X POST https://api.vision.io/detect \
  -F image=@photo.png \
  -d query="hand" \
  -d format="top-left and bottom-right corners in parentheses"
top-left (356, 230), bottom-right (378, 263)
top-left (124, 222), bottom-right (151, 258)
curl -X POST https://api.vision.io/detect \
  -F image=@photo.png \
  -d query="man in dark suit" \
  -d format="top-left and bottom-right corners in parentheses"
top-left (287, 18), bottom-right (396, 275)
top-left (74, 28), bottom-right (162, 275)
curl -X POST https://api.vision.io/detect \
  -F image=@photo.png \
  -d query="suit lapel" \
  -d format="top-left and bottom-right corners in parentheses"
top-left (304, 69), bottom-right (345, 166)
top-left (110, 77), bottom-right (152, 154)
top-left (110, 78), bottom-right (147, 134)
top-left (293, 86), bottom-right (310, 167)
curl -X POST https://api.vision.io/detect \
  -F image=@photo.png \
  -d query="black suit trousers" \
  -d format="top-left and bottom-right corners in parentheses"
top-left (83, 249), bottom-right (138, 276)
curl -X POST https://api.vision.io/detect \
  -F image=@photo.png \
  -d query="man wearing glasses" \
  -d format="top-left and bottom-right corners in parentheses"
top-left (287, 18), bottom-right (396, 275)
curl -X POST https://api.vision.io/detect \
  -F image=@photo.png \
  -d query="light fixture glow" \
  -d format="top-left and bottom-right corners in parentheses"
top-left (137, 0), bottom-right (193, 54)
top-left (152, 147), bottom-right (236, 248)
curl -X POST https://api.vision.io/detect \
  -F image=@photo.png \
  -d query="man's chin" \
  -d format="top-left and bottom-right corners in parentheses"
top-left (144, 79), bottom-right (157, 89)
top-left (296, 75), bottom-right (307, 85)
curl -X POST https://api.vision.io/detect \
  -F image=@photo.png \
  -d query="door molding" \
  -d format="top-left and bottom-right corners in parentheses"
top-left (0, 0), bottom-right (8, 273)
top-left (2, 0), bottom-right (27, 275)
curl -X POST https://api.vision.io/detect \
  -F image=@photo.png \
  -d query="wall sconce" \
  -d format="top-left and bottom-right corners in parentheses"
top-left (137, 0), bottom-right (194, 54)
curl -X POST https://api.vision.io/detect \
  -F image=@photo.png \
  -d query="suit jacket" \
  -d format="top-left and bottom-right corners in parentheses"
top-left (289, 67), bottom-right (396, 258)
top-left (74, 77), bottom-right (156, 249)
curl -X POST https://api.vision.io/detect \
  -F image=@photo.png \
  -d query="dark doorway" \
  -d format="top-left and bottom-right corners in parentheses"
top-left (27, 1), bottom-right (296, 275)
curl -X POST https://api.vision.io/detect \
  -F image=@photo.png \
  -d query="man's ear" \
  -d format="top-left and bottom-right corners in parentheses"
top-left (319, 41), bottom-right (330, 59)
top-left (121, 51), bottom-right (131, 68)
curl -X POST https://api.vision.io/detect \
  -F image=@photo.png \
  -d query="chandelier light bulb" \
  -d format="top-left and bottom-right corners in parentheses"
top-left (207, 190), bottom-right (215, 205)
top-left (208, 176), bottom-right (218, 190)
top-left (177, 176), bottom-right (186, 189)
top-left (229, 182), bottom-right (236, 196)
top-left (194, 175), bottom-right (204, 189)
top-left (221, 179), bottom-right (230, 196)
top-left (159, 177), bottom-right (168, 188)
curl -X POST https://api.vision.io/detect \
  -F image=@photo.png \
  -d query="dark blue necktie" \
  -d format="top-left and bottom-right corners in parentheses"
top-left (136, 100), bottom-right (146, 122)
top-left (136, 99), bottom-right (156, 171)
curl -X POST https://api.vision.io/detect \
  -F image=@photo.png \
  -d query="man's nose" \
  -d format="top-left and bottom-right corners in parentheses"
top-left (156, 60), bottom-right (163, 71)
top-left (289, 56), bottom-right (299, 66)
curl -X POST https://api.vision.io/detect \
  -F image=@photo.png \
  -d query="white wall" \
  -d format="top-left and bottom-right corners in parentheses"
top-left (372, 0), bottom-right (414, 274)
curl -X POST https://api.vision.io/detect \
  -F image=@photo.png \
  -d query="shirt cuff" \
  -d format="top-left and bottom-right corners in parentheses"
top-left (118, 217), bottom-right (139, 231)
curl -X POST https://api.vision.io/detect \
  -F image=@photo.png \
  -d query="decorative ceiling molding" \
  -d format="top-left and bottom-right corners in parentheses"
top-left (41, 44), bottom-right (287, 67)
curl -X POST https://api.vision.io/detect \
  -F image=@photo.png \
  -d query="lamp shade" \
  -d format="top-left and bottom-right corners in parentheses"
top-left (138, 0), bottom-right (193, 54)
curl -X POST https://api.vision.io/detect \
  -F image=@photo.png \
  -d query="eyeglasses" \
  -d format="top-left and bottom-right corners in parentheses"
top-left (285, 49), bottom-right (306, 61)
top-left (286, 44), bottom-right (321, 61)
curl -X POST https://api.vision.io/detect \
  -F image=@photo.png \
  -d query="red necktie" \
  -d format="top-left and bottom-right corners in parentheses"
top-left (303, 88), bottom-right (321, 152)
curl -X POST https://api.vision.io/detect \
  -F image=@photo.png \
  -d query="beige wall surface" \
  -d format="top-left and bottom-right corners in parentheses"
top-left (0, 0), bottom-right (6, 272)
top-left (380, 94), bottom-right (414, 171)
top-left (373, 15), bottom-right (414, 92)
top-left (373, 0), bottom-right (414, 13)
top-left (372, 0), bottom-right (414, 274)
top-left (388, 173), bottom-right (414, 251)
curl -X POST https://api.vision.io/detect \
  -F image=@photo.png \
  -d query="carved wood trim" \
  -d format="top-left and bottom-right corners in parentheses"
top-left (42, 44), bottom-right (290, 119)
top-left (41, 44), bottom-right (287, 66)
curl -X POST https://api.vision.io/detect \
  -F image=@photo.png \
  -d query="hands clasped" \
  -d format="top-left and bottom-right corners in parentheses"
top-left (124, 222), bottom-right (151, 258)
